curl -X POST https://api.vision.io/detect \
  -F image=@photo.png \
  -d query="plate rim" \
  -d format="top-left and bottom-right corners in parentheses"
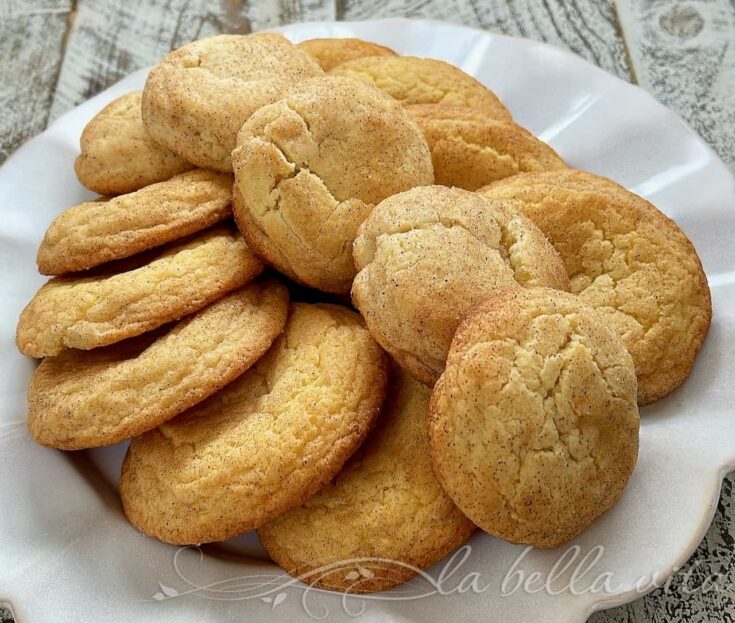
top-left (1, 17), bottom-right (734, 623)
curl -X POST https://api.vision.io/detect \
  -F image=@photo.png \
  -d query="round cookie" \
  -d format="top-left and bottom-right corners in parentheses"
top-left (480, 169), bottom-right (712, 404)
top-left (17, 226), bottom-right (263, 357)
top-left (120, 303), bottom-right (389, 545)
top-left (38, 169), bottom-right (233, 275)
top-left (408, 104), bottom-right (566, 190)
top-left (75, 92), bottom-right (194, 195)
top-left (232, 76), bottom-right (434, 294)
top-left (429, 287), bottom-right (640, 548)
top-left (28, 279), bottom-right (289, 450)
top-left (330, 55), bottom-right (512, 121)
top-left (142, 33), bottom-right (324, 172)
top-left (352, 185), bottom-right (570, 385)
top-left (298, 37), bottom-right (396, 71)
top-left (258, 367), bottom-right (475, 593)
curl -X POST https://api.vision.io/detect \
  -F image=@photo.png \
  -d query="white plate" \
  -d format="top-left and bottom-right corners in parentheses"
top-left (1, 18), bottom-right (734, 623)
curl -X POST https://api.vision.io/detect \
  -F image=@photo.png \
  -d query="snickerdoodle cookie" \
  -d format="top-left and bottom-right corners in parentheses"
top-left (429, 287), bottom-right (640, 548)
top-left (298, 37), bottom-right (396, 71)
top-left (352, 185), bottom-right (569, 385)
top-left (408, 104), bottom-right (566, 190)
top-left (38, 169), bottom-right (233, 275)
top-left (28, 279), bottom-right (289, 450)
top-left (17, 226), bottom-right (263, 357)
top-left (258, 368), bottom-right (475, 593)
top-left (481, 169), bottom-right (712, 404)
top-left (75, 92), bottom-right (194, 195)
top-left (330, 56), bottom-right (512, 121)
top-left (120, 303), bottom-right (389, 545)
top-left (232, 76), bottom-right (434, 294)
top-left (142, 33), bottom-right (323, 172)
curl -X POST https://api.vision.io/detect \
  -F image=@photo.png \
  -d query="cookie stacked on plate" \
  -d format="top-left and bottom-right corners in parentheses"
top-left (16, 33), bottom-right (711, 593)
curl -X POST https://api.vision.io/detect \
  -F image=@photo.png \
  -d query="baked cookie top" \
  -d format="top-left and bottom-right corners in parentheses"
top-left (142, 33), bottom-right (324, 172)
top-left (408, 104), bottom-right (566, 190)
top-left (481, 169), bottom-right (712, 404)
top-left (120, 303), bottom-right (389, 544)
top-left (429, 287), bottom-right (640, 548)
top-left (28, 279), bottom-right (289, 449)
top-left (298, 37), bottom-right (396, 71)
top-left (352, 185), bottom-right (569, 385)
top-left (258, 367), bottom-right (475, 593)
top-left (38, 169), bottom-right (233, 275)
top-left (18, 226), bottom-right (263, 357)
top-left (75, 92), bottom-right (194, 195)
top-left (232, 76), bottom-right (433, 294)
top-left (330, 55), bottom-right (512, 121)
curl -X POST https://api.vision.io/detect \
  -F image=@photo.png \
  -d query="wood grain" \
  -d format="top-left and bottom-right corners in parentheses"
top-left (0, 2), bottom-right (734, 622)
top-left (339, 0), bottom-right (634, 80)
top-left (615, 0), bottom-right (735, 170)
top-left (49, 0), bottom-right (336, 120)
top-left (0, 0), bottom-right (72, 163)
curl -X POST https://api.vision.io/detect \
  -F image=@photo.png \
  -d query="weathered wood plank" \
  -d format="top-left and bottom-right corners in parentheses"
top-left (0, 0), bottom-right (72, 163)
top-left (339, 0), bottom-right (634, 81)
top-left (1, 3), bottom-right (733, 623)
top-left (49, 0), bottom-right (336, 120)
top-left (615, 0), bottom-right (735, 171)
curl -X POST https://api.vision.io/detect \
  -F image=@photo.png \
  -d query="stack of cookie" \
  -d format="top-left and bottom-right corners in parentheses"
top-left (16, 33), bottom-right (712, 593)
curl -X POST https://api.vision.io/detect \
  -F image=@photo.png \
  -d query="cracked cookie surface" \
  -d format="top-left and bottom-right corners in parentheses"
top-left (298, 37), bottom-right (396, 71)
top-left (481, 169), bottom-right (712, 404)
top-left (352, 185), bottom-right (569, 385)
top-left (120, 303), bottom-right (389, 545)
top-left (28, 279), bottom-right (289, 449)
top-left (408, 104), bottom-right (566, 190)
top-left (38, 169), bottom-right (233, 275)
top-left (330, 55), bottom-right (512, 120)
top-left (258, 367), bottom-right (475, 593)
top-left (232, 76), bottom-right (434, 294)
top-left (429, 287), bottom-right (639, 548)
top-left (75, 92), bottom-right (194, 195)
top-left (142, 33), bottom-right (323, 172)
top-left (17, 225), bottom-right (263, 357)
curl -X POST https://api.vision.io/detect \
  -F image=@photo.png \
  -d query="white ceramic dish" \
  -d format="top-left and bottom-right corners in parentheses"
top-left (1, 18), bottom-right (733, 623)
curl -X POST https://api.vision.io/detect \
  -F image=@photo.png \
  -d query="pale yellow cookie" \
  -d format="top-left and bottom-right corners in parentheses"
top-left (330, 55), bottom-right (512, 121)
top-left (408, 104), bottom-right (566, 190)
top-left (142, 33), bottom-right (324, 172)
top-left (17, 226), bottom-right (263, 357)
top-left (232, 76), bottom-right (434, 294)
top-left (75, 92), bottom-right (194, 195)
top-left (429, 287), bottom-right (640, 548)
top-left (258, 367), bottom-right (475, 593)
top-left (481, 169), bottom-right (712, 404)
top-left (120, 303), bottom-right (389, 544)
top-left (38, 169), bottom-right (233, 275)
top-left (298, 37), bottom-right (396, 71)
top-left (352, 185), bottom-right (569, 385)
top-left (28, 279), bottom-right (289, 450)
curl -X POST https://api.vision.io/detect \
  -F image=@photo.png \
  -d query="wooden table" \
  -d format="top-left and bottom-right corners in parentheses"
top-left (1, 1), bottom-right (733, 621)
